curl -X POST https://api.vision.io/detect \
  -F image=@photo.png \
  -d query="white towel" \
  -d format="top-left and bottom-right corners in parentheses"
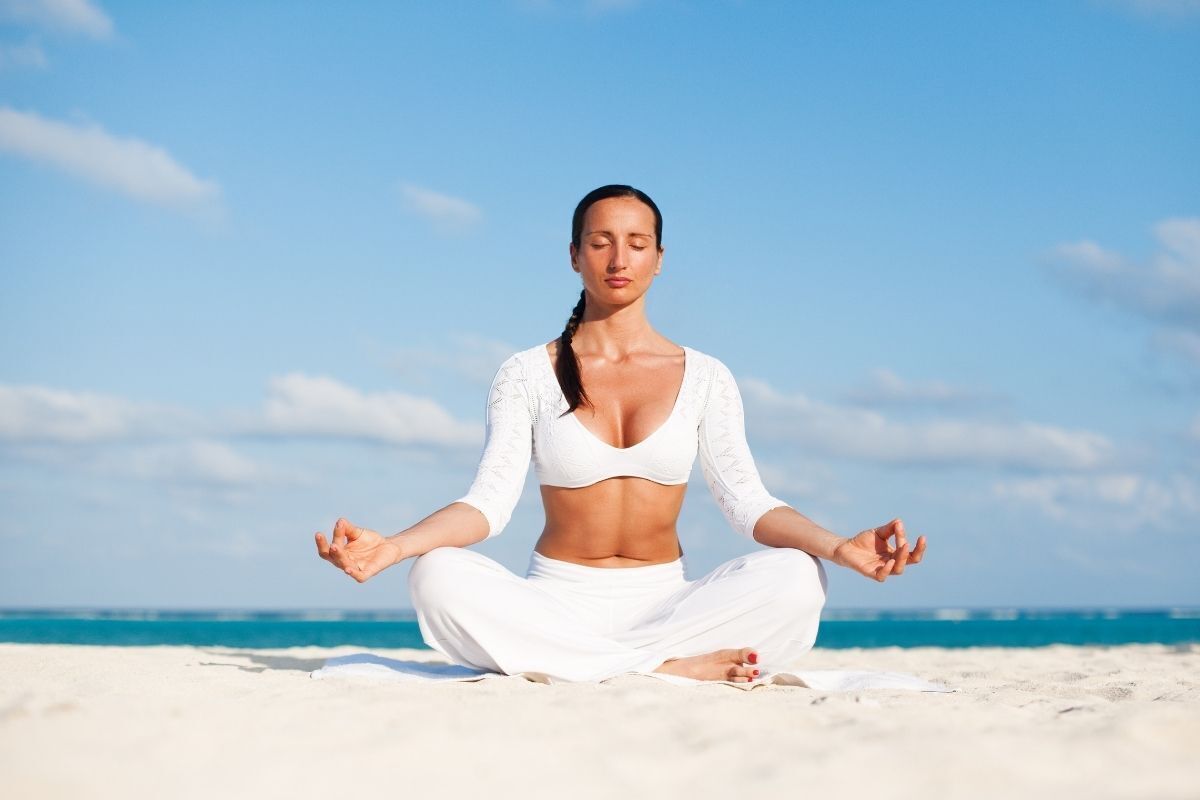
top-left (309, 652), bottom-right (954, 692)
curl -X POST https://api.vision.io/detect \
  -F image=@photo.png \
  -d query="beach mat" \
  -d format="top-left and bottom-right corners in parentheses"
top-left (310, 652), bottom-right (953, 692)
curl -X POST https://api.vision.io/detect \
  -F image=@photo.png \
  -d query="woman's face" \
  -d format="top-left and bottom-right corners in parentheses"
top-left (570, 196), bottom-right (664, 306)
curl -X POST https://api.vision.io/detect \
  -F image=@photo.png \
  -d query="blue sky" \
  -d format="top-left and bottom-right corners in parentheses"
top-left (1, 0), bottom-right (1198, 611)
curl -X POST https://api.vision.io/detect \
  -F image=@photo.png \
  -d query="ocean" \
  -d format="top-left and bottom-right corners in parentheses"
top-left (2, 607), bottom-right (1197, 649)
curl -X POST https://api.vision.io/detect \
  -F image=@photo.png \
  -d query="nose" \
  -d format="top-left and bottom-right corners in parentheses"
top-left (608, 244), bottom-right (626, 271)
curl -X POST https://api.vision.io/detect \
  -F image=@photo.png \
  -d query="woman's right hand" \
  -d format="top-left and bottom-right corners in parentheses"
top-left (314, 518), bottom-right (404, 583)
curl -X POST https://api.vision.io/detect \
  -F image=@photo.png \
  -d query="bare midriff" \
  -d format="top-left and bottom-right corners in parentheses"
top-left (536, 339), bottom-right (689, 567)
top-left (534, 478), bottom-right (688, 567)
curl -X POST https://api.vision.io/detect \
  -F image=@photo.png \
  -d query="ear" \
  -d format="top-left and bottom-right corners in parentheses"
top-left (569, 242), bottom-right (579, 272)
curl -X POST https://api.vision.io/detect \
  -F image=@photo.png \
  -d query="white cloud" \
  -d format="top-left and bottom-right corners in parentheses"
top-left (1047, 217), bottom-right (1200, 326)
top-left (398, 182), bottom-right (482, 233)
top-left (516, 0), bottom-right (644, 11)
top-left (0, 374), bottom-right (481, 450)
top-left (840, 368), bottom-right (1002, 411)
top-left (586, 0), bottom-right (642, 11)
top-left (756, 460), bottom-right (846, 504)
top-left (0, 384), bottom-right (196, 443)
top-left (0, 40), bottom-right (47, 69)
top-left (0, 106), bottom-right (220, 208)
top-left (1102, 0), bottom-right (1200, 17)
top-left (742, 378), bottom-right (1114, 470)
top-left (0, 0), bottom-right (113, 39)
top-left (258, 373), bottom-right (480, 447)
top-left (123, 440), bottom-right (290, 488)
top-left (992, 472), bottom-right (1200, 531)
top-left (1151, 327), bottom-right (1200, 366)
top-left (392, 332), bottom-right (522, 387)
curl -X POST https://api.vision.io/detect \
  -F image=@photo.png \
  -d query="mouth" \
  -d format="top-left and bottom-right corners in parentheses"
top-left (605, 278), bottom-right (631, 287)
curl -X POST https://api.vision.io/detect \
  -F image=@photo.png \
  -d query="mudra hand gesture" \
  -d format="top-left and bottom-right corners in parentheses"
top-left (831, 518), bottom-right (926, 582)
top-left (314, 518), bottom-right (402, 583)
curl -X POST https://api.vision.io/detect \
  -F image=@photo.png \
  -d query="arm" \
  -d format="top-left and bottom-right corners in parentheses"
top-left (697, 358), bottom-right (847, 559)
top-left (388, 353), bottom-right (533, 557)
top-left (697, 357), bottom-right (794, 540)
top-left (751, 506), bottom-right (847, 561)
top-left (696, 358), bottom-right (919, 570)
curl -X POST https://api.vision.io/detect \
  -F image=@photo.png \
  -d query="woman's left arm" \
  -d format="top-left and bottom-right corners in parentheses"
top-left (698, 355), bottom-right (926, 579)
top-left (755, 512), bottom-right (926, 581)
top-left (751, 506), bottom-right (847, 560)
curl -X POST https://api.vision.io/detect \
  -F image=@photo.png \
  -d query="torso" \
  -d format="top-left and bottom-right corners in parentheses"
top-left (533, 339), bottom-right (690, 567)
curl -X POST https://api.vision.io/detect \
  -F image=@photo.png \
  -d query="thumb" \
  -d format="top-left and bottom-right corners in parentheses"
top-left (346, 525), bottom-right (363, 541)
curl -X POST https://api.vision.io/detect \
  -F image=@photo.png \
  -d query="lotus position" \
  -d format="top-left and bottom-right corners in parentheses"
top-left (314, 184), bottom-right (926, 683)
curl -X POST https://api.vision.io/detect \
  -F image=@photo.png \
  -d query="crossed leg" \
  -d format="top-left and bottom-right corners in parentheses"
top-left (407, 545), bottom-right (828, 683)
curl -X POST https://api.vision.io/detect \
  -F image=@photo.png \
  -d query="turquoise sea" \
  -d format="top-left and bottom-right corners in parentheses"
top-left (2, 607), bottom-right (1197, 649)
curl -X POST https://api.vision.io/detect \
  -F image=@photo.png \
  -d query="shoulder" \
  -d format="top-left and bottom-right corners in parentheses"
top-left (682, 345), bottom-right (733, 382)
top-left (486, 343), bottom-right (549, 382)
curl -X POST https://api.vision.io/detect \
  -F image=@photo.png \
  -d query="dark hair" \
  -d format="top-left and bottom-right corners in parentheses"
top-left (557, 184), bottom-right (663, 415)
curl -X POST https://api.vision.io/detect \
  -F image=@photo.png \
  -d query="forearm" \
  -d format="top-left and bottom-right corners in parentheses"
top-left (752, 506), bottom-right (847, 560)
top-left (387, 502), bottom-right (489, 560)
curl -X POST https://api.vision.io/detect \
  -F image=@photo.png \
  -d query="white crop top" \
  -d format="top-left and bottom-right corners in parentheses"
top-left (451, 343), bottom-right (791, 540)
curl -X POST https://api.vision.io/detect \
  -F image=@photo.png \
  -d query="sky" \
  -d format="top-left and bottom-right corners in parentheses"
top-left (0, 0), bottom-right (1198, 612)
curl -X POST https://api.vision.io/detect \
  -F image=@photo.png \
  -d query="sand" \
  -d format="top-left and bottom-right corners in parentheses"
top-left (1, 642), bottom-right (1197, 799)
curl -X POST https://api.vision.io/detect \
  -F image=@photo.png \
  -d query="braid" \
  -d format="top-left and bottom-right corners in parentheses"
top-left (557, 289), bottom-right (590, 415)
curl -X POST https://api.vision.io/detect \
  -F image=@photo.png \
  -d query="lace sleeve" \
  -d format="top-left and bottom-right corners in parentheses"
top-left (698, 357), bottom-right (791, 539)
top-left (450, 353), bottom-right (533, 539)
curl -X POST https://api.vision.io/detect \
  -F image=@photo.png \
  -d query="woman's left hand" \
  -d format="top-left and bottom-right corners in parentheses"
top-left (831, 518), bottom-right (926, 582)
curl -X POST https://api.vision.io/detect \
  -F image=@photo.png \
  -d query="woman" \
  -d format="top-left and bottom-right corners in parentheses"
top-left (314, 184), bottom-right (927, 683)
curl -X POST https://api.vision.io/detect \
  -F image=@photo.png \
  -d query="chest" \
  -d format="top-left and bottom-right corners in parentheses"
top-left (568, 354), bottom-right (686, 450)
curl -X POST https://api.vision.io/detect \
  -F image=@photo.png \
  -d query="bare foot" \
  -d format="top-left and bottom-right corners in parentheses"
top-left (653, 647), bottom-right (760, 682)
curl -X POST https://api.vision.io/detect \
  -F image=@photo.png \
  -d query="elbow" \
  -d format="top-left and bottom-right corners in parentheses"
top-left (745, 500), bottom-right (792, 541)
top-left (451, 497), bottom-right (507, 541)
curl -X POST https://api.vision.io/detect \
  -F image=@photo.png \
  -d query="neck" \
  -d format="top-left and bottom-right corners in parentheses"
top-left (572, 295), bottom-right (656, 358)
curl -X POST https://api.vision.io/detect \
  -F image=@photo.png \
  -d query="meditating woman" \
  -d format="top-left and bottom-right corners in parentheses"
top-left (314, 184), bottom-right (927, 683)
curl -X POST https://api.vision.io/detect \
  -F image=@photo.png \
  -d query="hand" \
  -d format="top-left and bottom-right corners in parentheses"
top-left (831, 518), bottom-right (926, 583)
top-left (314, 518), bottom-right (404, 583)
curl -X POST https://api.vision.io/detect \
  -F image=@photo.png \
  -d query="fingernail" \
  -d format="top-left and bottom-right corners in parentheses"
top-left (752, 669), bottom-right (760, 677)
top-left (748, 652), bottom-right (758, 664)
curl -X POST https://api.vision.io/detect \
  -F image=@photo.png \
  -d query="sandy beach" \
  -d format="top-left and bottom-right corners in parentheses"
top-left (1, 642), bottom-right (1197, 799)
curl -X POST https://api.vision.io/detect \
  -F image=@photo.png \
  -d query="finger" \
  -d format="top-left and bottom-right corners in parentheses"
top-left (875, 556), bottom-right (896, 583)
top-left (908, 535), bottom-right (927, 565)
top-left (892, 543), bottom-right (911, 575)
top-left (315, 532), bottom-right (330, 560)
top-left (331, 520), bottom-right (350, 556)
top-left (333, 518), bottom-right (350, 550)
top-left (893, 518), bottom-right (907, 550)
top-left (346, 525), bottom-right (364, 542)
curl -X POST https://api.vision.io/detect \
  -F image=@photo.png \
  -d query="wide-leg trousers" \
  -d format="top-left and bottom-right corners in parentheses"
top-left (406, 545), bottom-right (829, 683)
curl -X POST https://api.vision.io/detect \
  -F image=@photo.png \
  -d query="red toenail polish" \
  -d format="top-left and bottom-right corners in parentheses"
top-left (753, 670), bottom-right (760, 676)
top-left (748, 653), bottom-right (758, 664)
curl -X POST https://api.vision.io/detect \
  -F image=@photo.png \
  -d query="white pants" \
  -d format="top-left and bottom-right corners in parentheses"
top-left (407, 545), bottom-right (829, 683)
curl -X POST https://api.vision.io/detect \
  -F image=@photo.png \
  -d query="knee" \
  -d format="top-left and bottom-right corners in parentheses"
top-left (407, 546), bottom-right (474, 609)
top-left (759, 548), bottom-right (828, 614)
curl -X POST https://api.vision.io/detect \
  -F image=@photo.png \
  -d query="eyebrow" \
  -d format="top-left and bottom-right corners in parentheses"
top-left (586, 230), bottom-right (654, 239)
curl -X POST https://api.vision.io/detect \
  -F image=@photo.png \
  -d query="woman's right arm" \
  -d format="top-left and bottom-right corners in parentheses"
top-left (387, 352), bottom-right (533, 558)
top-left (316, 353), bottom-right (532, 581)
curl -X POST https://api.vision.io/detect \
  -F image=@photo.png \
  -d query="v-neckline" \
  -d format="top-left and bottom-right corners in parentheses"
top-left (542, 343), bottom-right (689, 451)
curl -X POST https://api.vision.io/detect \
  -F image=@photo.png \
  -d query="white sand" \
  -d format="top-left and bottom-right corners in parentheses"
top-left (1, 643), bottom-right (1197, 800)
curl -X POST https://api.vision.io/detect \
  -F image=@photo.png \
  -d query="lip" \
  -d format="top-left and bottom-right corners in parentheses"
top-left (605, 278), bottom-right (631, 286)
